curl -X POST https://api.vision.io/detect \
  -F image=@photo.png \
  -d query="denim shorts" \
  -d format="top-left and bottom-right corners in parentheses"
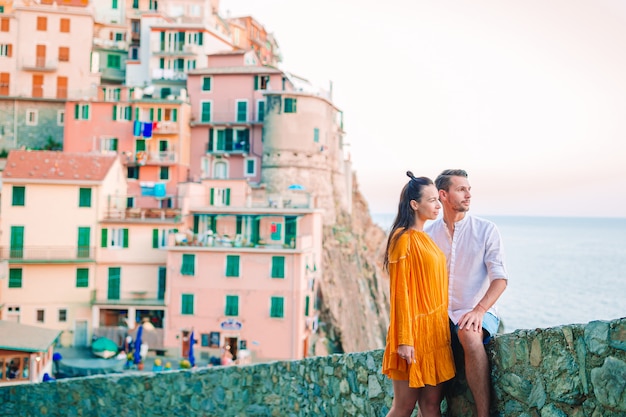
top-left (452, 312), bottom-right (500, 344)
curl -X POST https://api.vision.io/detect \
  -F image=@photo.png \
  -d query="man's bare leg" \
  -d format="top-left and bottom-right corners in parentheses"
top-left (457, 329), bottom-right (490, 417)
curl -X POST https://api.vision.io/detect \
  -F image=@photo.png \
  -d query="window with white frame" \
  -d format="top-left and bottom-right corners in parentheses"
top-left (74, 103), bottom-right (90, 120)
top-left (200, 101), bottom-right (211, 122)
top-left (201, 77), bottom-right (211, 91)
top-left (210, 187), bottom-right (230, 206)
top-left (25, 109), bottom-right (38, 126)
top-left (0, 44), bottom-right (11, 57)
top-left (235, 100), bottom-right (248, 122)
top-left (244, 157), bottom-right (256, 177)
top-left (57, 109), bottom-right (64, 126)
top-left (113, 105), bottom-right (132, 121)
top-left (102, 87), bottom-right (121, 102)
top-left (213, 161), bottom-right (227, 180)
top-left (101, 137), bottom-right (118, 152)
top-left (101, 227), bottom-right (128, 248)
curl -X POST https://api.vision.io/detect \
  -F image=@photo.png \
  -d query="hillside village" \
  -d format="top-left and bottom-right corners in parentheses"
top-left (0, 0), bottom-right (390, 384)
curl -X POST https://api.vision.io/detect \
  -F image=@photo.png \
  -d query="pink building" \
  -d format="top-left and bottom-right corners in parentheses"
top-left (165, 177), bottom-right (322, 362)
top-left (187, 50), bottom-right (292, 184)
top-left (63, 85), bottom-right (192, 209)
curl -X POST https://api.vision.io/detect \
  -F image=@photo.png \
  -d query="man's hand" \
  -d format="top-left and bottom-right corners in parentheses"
top-left (458, 306), bottom-right (485, 332)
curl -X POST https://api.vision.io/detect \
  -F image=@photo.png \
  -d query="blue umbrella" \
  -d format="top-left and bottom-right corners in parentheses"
top-left (133, 324), bottom-right (143, 365)
top-left (287, 184), bottom-right (305, 191)
top-left (188, 330), bottom-right (196, 367)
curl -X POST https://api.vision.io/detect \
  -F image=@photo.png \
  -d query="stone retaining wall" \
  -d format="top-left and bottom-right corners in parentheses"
top-left (1, 317), bottom-right (624, 417)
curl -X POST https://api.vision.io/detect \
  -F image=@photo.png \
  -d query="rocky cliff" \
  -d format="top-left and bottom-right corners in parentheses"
top-left (316, 173), bottom-right (391, 353)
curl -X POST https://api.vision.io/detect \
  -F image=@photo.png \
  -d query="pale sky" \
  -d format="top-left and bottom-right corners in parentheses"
top-left (220, 0), bottom-right (626, 218)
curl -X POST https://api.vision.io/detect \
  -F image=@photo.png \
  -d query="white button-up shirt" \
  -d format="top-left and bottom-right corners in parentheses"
top-left (425, 215), bottom-right (509, 324)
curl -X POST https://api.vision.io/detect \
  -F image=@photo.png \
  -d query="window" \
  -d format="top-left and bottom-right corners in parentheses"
top-left (127, 166), bottom-right (139, 179)
top-left (202, 77), bottom-right (211, 91)
top-left (58, 46), bottom-right (69, 62)
top-left (209, 188), bottom-right (230, 206)
top-left (25, 109), bottom-right (37, 126)
top-left (271, 256), bottom-right (285, 278)
top-left (225, 295), bottom-right (239, 316)
top-left (159, 167), bottom-right (169, 180)
top-left (208, 128), bottom-right (249, 153)
top-left (10, 226), bottom-right (24, 258)
top-left (132, 0), bottom-right (139, 8)
top-left (57, 76), bottom-right (67, 99)
top-left (152, 228), bottom-right (176, 248)
top-left (112, 0), bottom-right (118, 9)
top-left (314, 128), bottom-right (320, 143)
top-left (36, 16), bottom-right (47, 31)
top-left (284, 98), bottom-right (297, 113)
top-left (0, 18), bottom-right (9, 32)
top-left (270, 223), bottom-right (281, 241)
top-left (244, 158), bottom-right (256, 176)
top-left (257, 100), bottom-right (265, 122)
top-left (254, 75), bottom-right (269, 90)
top-left (76, 268), bottom-right (89, 287)
top-left (0, 72), bottom-right (9, 96)
top-left (101, 137), bottom-right (118, 152)
top-left (305, 295), bottom-right (310, 316)
top-left (58, 309), bottom-right (67, 322)
top-left (102, 87), bottom-right (121, 101)
top-left (79, 188), bottom-right (92, 207)
top-left (0, 44), bottom-right (12, 57)
top-left (77, 227), bottom-right (91, 258)
top-left (74, 104), bottom-right (90, 120)
top-left (270, 297), bottom-right (284, 318)
top-left (181, 294), bottom-right (194, 315)
top-left (101, 228), bottom-right (129, 248)
top-left (181, 254), bottom-right (195, 275)
top-left (113, 105), bottom-right (132, 121)
top-left (225, 255), bottom-right (240, 277)
top-left (135, 139), bottom-right (145, 152)
top-left (8, 269), bottom-right (22, 288)
top-left (12, 186), bottom-right (25, 206)
top-left (36, 309), bottom-right (45, 323)
top-left (107, 54), bottom-right (121, 69)
top-left (200, 101), bottom-right (211, 122)
top-left (107, 267), bottom-right (120, 300)
top-left (60, 18), bottom-right (70, 33)
top-left (57, 110), bottom-right (65, 126)
top-left (163, 108), bottom-right (177, 121)
top-left (236, 100), bottom-right (248, 122)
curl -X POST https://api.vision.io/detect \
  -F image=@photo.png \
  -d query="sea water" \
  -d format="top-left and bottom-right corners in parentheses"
top-left (372, 214), bottom-right (626, 333)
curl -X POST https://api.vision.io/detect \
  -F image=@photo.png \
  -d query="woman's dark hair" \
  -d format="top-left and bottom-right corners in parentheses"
top-left (383, 171), bottom-right (434, 271)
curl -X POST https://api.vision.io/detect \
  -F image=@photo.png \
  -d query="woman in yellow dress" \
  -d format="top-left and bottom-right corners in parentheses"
top-left (382, 171), bottom-right (455, 417)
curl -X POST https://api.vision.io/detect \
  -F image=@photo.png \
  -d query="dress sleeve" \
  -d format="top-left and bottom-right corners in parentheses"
top-left (388, 232), bottom-right (413, 346)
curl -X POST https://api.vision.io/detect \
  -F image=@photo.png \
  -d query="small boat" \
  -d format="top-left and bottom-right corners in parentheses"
top-left (91, 337), bottom-right (119, 359)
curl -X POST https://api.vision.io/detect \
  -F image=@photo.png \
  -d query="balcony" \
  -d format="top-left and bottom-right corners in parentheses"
top-left (21, 58), bottom-right (58, 72)
top-left (91, 290), bottom-right (166, 307)
top-left (93, 38), bottom-right (129, 51)
top-left (0, 246), bottom-right (95, 263)
top-left (101, 67), bottom-right (126, 83)
top-left (152, 69), bottom-right (186, 81)
top-left (104, 207), bottom-right (182, 222)
top-left (192, 111), bottom-right (264, 126)
top-left (154, 121), bottom-right (178, 134)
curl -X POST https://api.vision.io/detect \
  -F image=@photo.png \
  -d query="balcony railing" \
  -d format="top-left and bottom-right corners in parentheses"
top-left (104, 207), bottom-right (182, 221)
top-left (91, 290), bottom-right (166, 306)
top-left (101, 67), bottom-right (126, 81)
top-left (0, 246), bottom-right (95, 262)
top-left (153, 121), bottom-right (179, 134)
top-left (192, 112), bottom-right (264, 125)
top-left (93, 38), bottom-right (129, 51)
top-left (152, 69), bottom-right (187, 81)
top-left (21, 58), bottom-right (58, 71)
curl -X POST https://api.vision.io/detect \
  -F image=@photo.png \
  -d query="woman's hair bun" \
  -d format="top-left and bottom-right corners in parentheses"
top-left (406, 171), bottom-right (416, 180)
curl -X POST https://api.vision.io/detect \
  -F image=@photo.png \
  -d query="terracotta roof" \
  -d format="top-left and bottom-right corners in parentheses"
top-left (0, 321), bottom-right (62, 353)
top-left (3, 150), bottom-right (118, 183)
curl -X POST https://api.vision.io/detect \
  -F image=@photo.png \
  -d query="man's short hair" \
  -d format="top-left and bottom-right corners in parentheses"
top-left (434, 169), bottom-right (468, 191)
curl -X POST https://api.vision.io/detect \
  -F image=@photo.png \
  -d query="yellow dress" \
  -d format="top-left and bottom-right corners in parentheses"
top-left (382, 229), bottom-right (455, 388)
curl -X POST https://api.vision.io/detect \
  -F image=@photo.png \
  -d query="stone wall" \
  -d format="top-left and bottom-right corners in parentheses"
top-left (1, 317), bottom-right (624, 417)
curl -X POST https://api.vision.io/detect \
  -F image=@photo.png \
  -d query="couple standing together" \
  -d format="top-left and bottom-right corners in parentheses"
top-left (382, 169), bottom-right (509, 417)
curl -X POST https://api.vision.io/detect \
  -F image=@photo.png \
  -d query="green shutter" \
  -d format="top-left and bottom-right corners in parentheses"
top-left (181, 254), bottom-right (195, 275)
top-left (226, 255), bottom-right (240, 277)
top-left (305, 296), bottom-right (310, 316)
top-left (125, 106), bottom-right (132, 120)
top-left (79, 188), bottom-right (92, 207)
top-left (77, 227), bottom-right (90, 258)
top-left (210, 188), bottom-right (214, 205)
top-left (225, 295), bottom-right (239, 316)
top-left (272, 256), bottom-right (285, 278)
top-left (101, 228), bottom-right (108, 247)
top-left (158, 267), bottom-right (166, 300)
top-left (182, 294), bottom-right (194, 315)
top-left (134, 107), bottom-right (139, 120)
top-left (122, 228), bottom-right (129, 248)
top-left (172, 108), bottom-right (177, 121)
top-left (236, 216), bottom-right (242, 234)
top-left (152, 229), bottom-right (159, 248)
top-left (107, 267), bottom-right (121, 300)
top-left (10, 226), bottom-right (24, 258)
top-left (113, 105), bottom-right (117, 121)
top-left (225, 189), bottom-right (230, 206)
top-left (76, 268), bottom-right (89, 287)
top-left (270, 297), bottom-right (284, 318)
top-left (74, 104), bottom-right (79, 119)
top-left (254, 75), bottom-right (259, 90)
top-left (8, 268), bottom-right (23, 288)
top-left (149, 108), bottom-right (154, 121)
top-left (12, 186), bottom-right (25, 206)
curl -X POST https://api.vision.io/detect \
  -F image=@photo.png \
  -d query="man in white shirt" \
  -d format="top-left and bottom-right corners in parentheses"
top-left (425, 169), bottom-right (508, 417)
